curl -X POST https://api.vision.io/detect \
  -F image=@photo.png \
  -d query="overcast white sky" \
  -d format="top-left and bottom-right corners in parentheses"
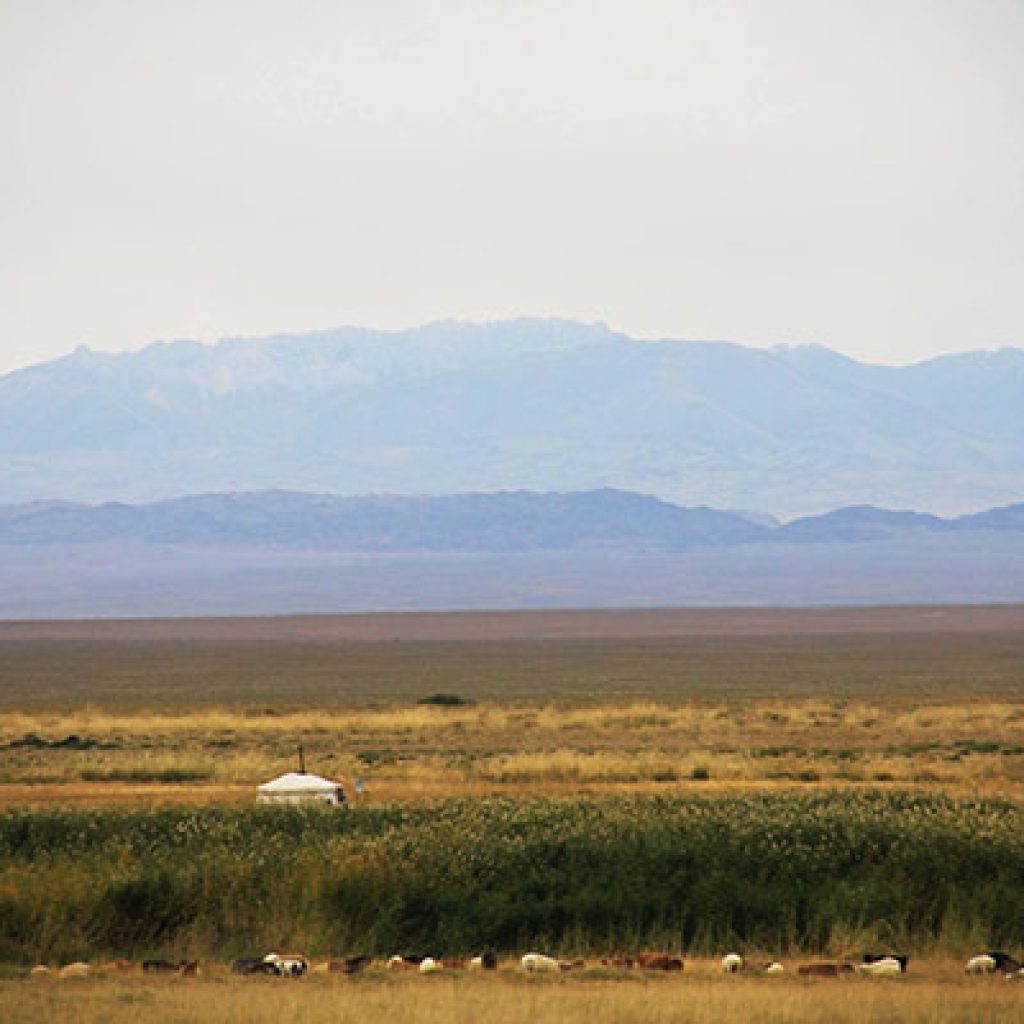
top-left (2, 0), bottom-right (1022, 374)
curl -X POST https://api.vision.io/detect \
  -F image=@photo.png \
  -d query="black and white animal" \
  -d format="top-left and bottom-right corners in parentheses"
top-left (231, 957), bottom-right (278, 976)
top-left (859, 954), bottom-right (909, 974)
top-left (965, 952), bottom-right (1022, 975)
top-left (721, 952), bottom-right (743, 973)
top-left (263, 952), bottom-right (308, 977)
top-left (387, 954), bottom-right (431, 971)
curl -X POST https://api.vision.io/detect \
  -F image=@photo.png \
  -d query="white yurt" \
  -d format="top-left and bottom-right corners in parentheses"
top-left (257, 771), bottom-right (346, 807)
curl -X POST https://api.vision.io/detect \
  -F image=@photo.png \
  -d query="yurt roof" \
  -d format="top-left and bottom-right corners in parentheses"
top-left (257, 772), bottom-right (341, 793)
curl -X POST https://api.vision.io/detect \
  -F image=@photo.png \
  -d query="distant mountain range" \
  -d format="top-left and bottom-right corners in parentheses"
top-left (2, 489), bottom-right (1023, 618)
top-left (1, 319), bottom-right (1022, 516)
top-left (1, 488), bottom-right (1021, 551)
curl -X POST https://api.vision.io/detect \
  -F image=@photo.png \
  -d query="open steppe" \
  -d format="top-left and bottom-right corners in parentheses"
top-left (1, 695), bottom-right (1023, 806)
top-left (3, 604), bottom-right (1023, 705)
top-left (1, 605), bottom-right (1022, 804)
top-left (1, 605), bottom-right (1022, 1023)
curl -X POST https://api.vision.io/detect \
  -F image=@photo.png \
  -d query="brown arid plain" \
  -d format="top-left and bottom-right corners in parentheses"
top-left (1, 604), bottom-right (1023, 1023)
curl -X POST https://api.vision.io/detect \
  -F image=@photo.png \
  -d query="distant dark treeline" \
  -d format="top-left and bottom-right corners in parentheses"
top-left (1, 792), bottom-right (1021, 962)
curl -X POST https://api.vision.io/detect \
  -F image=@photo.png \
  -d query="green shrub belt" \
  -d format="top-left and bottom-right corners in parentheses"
top-left (0, 791), bottom-right (1020, 962)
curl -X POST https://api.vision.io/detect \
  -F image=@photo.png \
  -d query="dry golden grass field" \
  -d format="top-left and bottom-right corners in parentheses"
top-left (1, 605), bottom-right (1022, 805)
top-left (2, 695), bottom-right (1023, 806)
top-left (3, 959), bottom-right (1023, 1024)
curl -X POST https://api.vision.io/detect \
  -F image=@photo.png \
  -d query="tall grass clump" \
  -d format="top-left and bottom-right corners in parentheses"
top-left (0, 791), bottom-right (1020, 962)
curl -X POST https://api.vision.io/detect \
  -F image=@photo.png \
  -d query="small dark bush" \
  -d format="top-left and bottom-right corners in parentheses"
top-left (6, 734), bottom-right (47, 749)
top-left (417, 693), bottom-right (475, 707)
top-left (81, 770), bottom-right (210, 783)
top-left (357, 749), bottom-right (399, 766)
top-left (6, 733), bottom-right (118, 751)
top-left (955, 740), bottom-right (1000, 755)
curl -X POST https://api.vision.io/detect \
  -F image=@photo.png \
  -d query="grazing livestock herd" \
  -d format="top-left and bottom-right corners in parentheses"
top-left (231, 953), bottom-right (311, 977)
top-left (386, 952), bottom-right (499, 972)
top-left (601, 952), bottom-right (684, 971)
top-left (27, 949), bottom-right (1024, 981)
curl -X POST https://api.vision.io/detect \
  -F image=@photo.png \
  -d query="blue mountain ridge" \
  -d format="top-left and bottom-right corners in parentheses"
top-left (1, 319), bottom-right (1021, 516)
top-left (0, 489), bottom-right (1020, 551)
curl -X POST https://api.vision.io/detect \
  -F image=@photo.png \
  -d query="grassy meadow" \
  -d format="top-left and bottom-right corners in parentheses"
top-left (1, 607), bottom-right (1022, 1021)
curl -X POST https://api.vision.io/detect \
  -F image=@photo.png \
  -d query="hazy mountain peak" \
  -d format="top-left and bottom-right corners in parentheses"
top-left (0, 319), bottom-right (1021, 516)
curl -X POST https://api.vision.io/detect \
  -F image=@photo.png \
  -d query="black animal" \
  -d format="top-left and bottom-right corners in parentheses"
top-left (990, 952), bottom-right (1023, 972)
top-left (231, 957), bottom-right (278, 976)
top-left (142, 959), bottom-right (183, 973)
top-left (340, 955), bottom-right (372, 974)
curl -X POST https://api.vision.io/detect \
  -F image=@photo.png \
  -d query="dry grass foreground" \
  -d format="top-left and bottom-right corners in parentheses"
top-left (3, 962), bottom-right (1023, 1024)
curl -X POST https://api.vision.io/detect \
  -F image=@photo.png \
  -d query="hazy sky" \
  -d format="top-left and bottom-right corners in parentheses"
top-left (2, 0), bottom-right (1022, 375)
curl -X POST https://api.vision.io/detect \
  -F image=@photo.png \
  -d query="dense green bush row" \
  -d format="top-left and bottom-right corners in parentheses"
top-left (0, 791), bottom-right (1021, 962)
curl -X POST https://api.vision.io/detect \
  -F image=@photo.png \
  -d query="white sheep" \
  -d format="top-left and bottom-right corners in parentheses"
top-left (966, 954), bottom-right (997, 974)
top-left (58, 962), bottom-right (91, 979)
top-left (521, 952), bottom-right (560, 973)
top-left (856, 957), bottom-right (902, 976)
